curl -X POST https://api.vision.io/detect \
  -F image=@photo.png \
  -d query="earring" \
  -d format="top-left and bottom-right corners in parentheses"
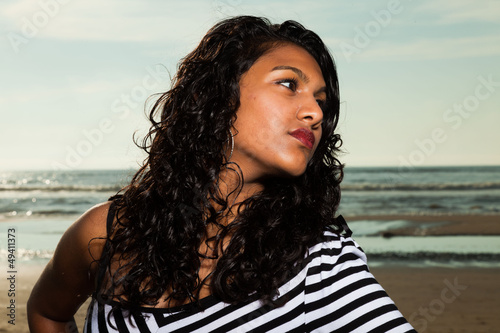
top-left (228, 129), bottom-right (234, 160)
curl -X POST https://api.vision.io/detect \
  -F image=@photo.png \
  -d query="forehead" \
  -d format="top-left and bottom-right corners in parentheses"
top-left (250, 44), bottom-right (324, 81)
top-left (254, 44), bottom-right (322, 76)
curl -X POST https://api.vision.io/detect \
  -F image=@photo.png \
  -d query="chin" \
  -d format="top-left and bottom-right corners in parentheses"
top-left (277, 163), bottom-right (308, 178)
top-left (283, 155), bottom-right (310, 177)
top-left (260, 153), bottom-right (310, 179)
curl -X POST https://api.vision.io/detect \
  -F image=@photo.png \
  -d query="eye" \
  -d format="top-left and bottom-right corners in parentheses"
top-left (277, 78), bottom-right (298, 91)
top-left (316, 99), bottom-right (326, 108)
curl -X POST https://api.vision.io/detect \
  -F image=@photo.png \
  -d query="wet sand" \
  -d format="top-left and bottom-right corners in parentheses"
top-left (372, 266), bottom-right (500, 333)
top-left (346, 214), bottom-right (500, 236)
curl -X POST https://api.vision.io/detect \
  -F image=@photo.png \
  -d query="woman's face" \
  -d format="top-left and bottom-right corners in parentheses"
top-left (231, 44), bottom-right (326, 182)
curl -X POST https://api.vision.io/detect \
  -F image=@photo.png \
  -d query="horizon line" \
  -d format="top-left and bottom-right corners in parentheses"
top-left (2, 164), bottom-right (500, 173)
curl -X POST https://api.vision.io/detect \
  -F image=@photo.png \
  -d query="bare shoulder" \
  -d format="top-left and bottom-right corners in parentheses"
top-left (43, 200), bottom-right (115, 279)
top-left (72, 201), bottom-right (112, 236)
top-left (61, 201), bottom-right (114, 264)
top-left (27, 201), bottom-right (116, 322)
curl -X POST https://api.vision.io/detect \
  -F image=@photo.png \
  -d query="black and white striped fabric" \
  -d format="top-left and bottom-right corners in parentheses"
top-left (84, 231), bottom-right (416, 332)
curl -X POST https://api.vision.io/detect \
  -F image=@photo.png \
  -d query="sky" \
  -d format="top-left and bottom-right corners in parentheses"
top-left (1, 0), bottom-right (499, 170)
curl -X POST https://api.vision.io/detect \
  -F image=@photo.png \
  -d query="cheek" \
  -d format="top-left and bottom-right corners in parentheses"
top-left (235, 90), bottom-right (296, 158)
top-left (253, 110), bottom-right (289, 153)
top-left (241, 98), bottom-right (283, 143)
top-left (245, 120), bottom-right (280, 155)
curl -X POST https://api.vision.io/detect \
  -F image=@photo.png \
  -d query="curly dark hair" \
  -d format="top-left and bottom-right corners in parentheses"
top-left (97, 15), bottom-right (343, 311)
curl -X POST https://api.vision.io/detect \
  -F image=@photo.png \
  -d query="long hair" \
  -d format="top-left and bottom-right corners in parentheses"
top-left (98, 15), bottom-right (343, 310)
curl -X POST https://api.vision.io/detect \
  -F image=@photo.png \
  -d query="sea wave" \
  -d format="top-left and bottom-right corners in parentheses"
top-left (2, 249), bottom-right (498, 264)
top-left (0, 248), bottom-right (54, 261)
top-left (367, 251), bottom-right (499, 261)
top-left (0, 209), bottom-right (91, 219)
top-left (341, 182), bottom-right (500, 191)
top-left (0, 184), bottom-right (122, 192)
top-left (3, 183), bottom-right (499, 192)
top-left (32, 210), bottom-right (84, 216)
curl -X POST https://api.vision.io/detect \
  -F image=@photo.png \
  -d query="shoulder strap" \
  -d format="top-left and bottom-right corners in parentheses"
top-left (106, 200), bottom-right (115, 235)
top-left (336, 215), bottom-right (353, 237)
top-left (94, 201), bottom-right (116, 295)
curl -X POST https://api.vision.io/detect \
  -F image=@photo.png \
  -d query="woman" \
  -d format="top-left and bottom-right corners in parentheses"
top-left (28, 16), bottom-right (415, 332)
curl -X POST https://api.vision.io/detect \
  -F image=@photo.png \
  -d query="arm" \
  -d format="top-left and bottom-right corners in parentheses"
top-left (27, 201), bottom-right (112, 332)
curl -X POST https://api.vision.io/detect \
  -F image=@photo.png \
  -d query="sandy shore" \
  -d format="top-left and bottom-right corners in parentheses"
top-left (346, 214), bottom-right (500, 236)
top-left (0, 264), bottom-right (91, 333)
top-left (371, 266), bottom-right (500, 333)
top-left (0, 264), bottom-right (498, 332)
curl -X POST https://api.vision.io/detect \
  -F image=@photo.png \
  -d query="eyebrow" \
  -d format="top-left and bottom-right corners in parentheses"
top-left (271, 65), bottom-right (310, 83)
top-left (271, 65), bottom-right (327, 95)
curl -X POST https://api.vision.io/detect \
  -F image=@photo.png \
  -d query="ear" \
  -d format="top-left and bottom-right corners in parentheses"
top-left (230, 116), bottom-right (239, 136)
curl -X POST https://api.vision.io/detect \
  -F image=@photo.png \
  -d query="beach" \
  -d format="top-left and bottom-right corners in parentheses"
top-left (0, 264), bottom-right (91, 332)
top-left (1, 213), bottom-right (498, 333)
top-left (372, 266), bottom-right (500, 333)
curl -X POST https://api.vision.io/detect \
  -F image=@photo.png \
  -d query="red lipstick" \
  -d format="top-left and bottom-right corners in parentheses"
top-left (290, 128), bottom-right (315, 149)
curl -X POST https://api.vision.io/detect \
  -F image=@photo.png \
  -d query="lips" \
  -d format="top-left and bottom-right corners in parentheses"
top-left (290, 128), bottom-right (315, 150)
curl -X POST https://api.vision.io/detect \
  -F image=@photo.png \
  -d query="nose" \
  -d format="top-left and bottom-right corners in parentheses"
top-left (296, 96), bottom-right (324, 128)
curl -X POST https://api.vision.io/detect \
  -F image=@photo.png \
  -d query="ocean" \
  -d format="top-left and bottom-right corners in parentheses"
top-left (1, 166), bottom-right (499, 267)
top-left (340, 165), bottom-right (500, 216)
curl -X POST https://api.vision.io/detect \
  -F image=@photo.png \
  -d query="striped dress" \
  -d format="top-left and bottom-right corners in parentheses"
top-left (84, 230), bottom-right (416, 332)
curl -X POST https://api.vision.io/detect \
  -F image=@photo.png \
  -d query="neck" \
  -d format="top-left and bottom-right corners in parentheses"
top-left (215, 166), bottom-right (264, 222)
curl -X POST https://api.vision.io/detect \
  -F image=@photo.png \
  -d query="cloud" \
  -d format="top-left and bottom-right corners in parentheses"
top-left (415, 0), bottom-right (500, 24)
top-left (0, 79), bottom-right (133, 106)
top-left (352, 34), bottom-right (500, 61)
top-left (1, 0), bottom-right (217, 42)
